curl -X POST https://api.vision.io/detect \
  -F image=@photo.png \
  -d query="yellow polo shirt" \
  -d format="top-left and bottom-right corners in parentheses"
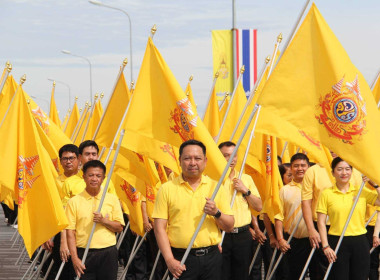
top-left (65, 190), bottom-right (125, 248)
top-left (152, 174), bottom-right (233, 249)
top-left (223, 172), bottom-right (260, 228)
top-left (316, 184), bottom-right (378, 236)
top-left (56, 174), bottom-right (68, 198)
top-left (275, 181), bottom-right (308, 238)
top-left (61, 173), bottom-right (117, 207)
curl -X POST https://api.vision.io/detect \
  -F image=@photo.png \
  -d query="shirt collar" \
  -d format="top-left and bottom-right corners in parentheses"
top-left (332, 183), bottom-right (354, 194)
top-left (178, 174), bottom-right (209, 188)
top-left (288, 180), bottom-right (302, 189)
top-left (82, 189), bottom-right (102, 200)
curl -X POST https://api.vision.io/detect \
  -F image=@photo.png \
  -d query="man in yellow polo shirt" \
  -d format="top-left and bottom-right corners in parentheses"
top-left (218, 141), bottom-right (262, 280)
top-left (153, 140), bottom-right (234, 280)
top-left (66, 160), bottom-right (124, 279)
top-left (274, 153), bottom-right (310, 279)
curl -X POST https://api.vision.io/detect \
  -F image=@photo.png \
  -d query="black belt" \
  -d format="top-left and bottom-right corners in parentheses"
top-left (171, 245), bottom-right (218, 257)
top-left (230, 225), bottom-right (250, 234)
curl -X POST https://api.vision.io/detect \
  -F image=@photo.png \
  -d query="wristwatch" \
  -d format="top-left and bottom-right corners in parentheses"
top-left (213, 209), bottom-right (222, 219)
top-left (242, 190), bottom-right (251, 198)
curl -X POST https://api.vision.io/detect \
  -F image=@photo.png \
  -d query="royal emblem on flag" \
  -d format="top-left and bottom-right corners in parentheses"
top-left (299, 130), bottom-right (321, 149)
top-left (316, 76), bottom-right (367, 145)
top-left (146, 184), bottom-right (155, 203)
top-left (17, 155), bottom-right (40, 207)
top-left (170, 98), bottom-right (197, 141)
top-left (265, 141), bottom-right (272, 175)
top-left (32, 106), bottom-right (50, 134)
top-left (120, 180), bottom-right (139, 204)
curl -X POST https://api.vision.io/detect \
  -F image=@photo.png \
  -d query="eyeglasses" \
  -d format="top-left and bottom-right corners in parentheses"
top-left (60, 156), bottom-right (77, 162)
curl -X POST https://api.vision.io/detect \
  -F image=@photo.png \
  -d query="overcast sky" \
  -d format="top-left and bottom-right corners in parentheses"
top-left (1, 0), bottom-right (379, 118)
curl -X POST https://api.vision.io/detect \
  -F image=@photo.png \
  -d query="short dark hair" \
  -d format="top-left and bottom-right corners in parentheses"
top-left (79, 140), bottom-right (99, 155)
top-left (331, 157), bottom-right (352, 171)
top-left (277, 155), bottom-right (282, 164)
top-left (179, 140), bottom-right (206, 157)
top-left (59, 144), bottom-right (79, 158)
top-left (279, 163), bottom-right (291, 177)
top-left (83, 160), bottom-right (106, 175)
top-left (218, 141), bottom-right (236, 150)
top-left (290, 153), bottom-right (310, 165)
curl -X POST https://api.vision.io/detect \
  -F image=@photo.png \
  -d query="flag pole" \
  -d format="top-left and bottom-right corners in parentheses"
top-left (322, 181), bottom-right (366, 280)
top-left (215, 65), bottom-right (245, 143)
top-left (149, 250), bottom-right (161, 280)
top-left (229, 56), bottom-right (269, 140)
top-left (267, 33), bottom-right (283, 77)
top-left (219, 93), bottom-right (229, 110)
top-left (280, 142), bottom-right (288, 159)
top-left (370, 69), bottom-right (380, 90)
top-left (71, 102), bottom-right (88, 141)
top-left (202, 72), bottom-right (219, 120)
top-left (118, 232), bottom-right (149, 280)
top-left (220, 105), bottom-right (262, 245)
top-left (92, 58), bottom-right (128, 140)
top-left (0, 62), bottom-right (11, 94)
top-left (74, 129), bottom-right (125, 280)
top-left (266, 215), bottom-right (303, 280)
top-left (248, 229), bottom-right (267, 275)
top-left (80, 94), bottom-right (99, 142)
top-left (72, 104), bottom-right (90, 143)
top-left (168, 104), bottom-right (260, 280)
top-left (0, 74), bottom-right (25, 129)
top-left (116, 221), bottom-right (130, 250)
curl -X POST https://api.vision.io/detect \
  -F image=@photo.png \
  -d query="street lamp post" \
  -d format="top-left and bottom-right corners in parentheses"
top-left (89, 0), bottom-right (133, 83)
top-left (47, 78), bottom-right (72, 109)
top-left (61, 50), bottom-right (93, 101)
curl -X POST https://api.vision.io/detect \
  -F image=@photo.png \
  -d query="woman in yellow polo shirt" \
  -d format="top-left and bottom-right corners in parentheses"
top-left (317, 157), bottom-right (380, 280)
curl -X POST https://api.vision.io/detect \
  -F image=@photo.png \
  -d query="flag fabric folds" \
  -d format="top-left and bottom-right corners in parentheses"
top-left (0, 86), bottom-right (68, 257)
top-left (256, 3), bottom-right (380, 184)
top-left (122, 37), bottom-right (226, 180)
top-left (49, 84), bottom-right (61, 128)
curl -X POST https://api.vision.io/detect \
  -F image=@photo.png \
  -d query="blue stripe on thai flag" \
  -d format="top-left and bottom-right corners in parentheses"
top-left (235, 29), bottom-right (257, 96)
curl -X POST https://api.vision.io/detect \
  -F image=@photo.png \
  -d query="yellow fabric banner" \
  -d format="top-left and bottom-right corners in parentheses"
top-left (64, 102), bottom-right (80, 138)
top-left (257, 3), bottom-right (380, 184)
top-left (203, 85), bottom-right (221, 139)
top-left (0, 86), bottom-right (68, 257)
top-left (212, 30), bottom-right (233, 96)
top-left (49, 85), bottom-right (61, 128)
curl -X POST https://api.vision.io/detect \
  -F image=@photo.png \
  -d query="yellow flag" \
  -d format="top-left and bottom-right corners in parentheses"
top-left (0, 86), bottom-right (68, 256)
top-left (73, 107), bottom-right (90, 145)
top-left (64, 102), bottom-right (80, 138)
top-left (217, 80), bottom-right (247, 144)
top-left (49, 84), bottom-right (61, 128)
top-left (0, 75), bottom-right (18, 121)
top-left (219, 95), bottom-right (229, 120)
top-left (262, 136), bottom-right (283, 222)
top-left (61, 111), bottom-right (69, 130)
top-left (0, 186), bottom-right (15, 210)
top-left (212, 30), bottom-right (233, 95)
top-left (142, 156), bottom-right (161, 219)
top-left (83, 99), bottom-right (103, 141)
top-left (122, 38), bottom-right (226, 180)
top-left (203, 85), bottom-right (221, 139)
top-left (372, 71), bottom-right (380, 106)
top-left (257, 3), bottom-right (380, 184)
top-left (95, 72), bottom-right (131, 147)
top-left (184, 81), bottom-right (197, 113)
top-left (112, 173), bottom-right (144, 237)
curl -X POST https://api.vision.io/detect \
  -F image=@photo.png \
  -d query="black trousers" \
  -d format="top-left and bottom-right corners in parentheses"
top-left (308, 222), bottom-right (329, 280)
top-left (171, 246), bottom-right (222, 280)
top-left (146, 229), bottom-right (167, 280)
top-left (288, 237), bottom-right (312, 280)
top-left (328, 234), bottom-right (370, 280)
top-left (77, 245), bottom-right (118, 280)
top-left (222, 229), bottom-right (252, 280)
top-left (366, 226), bottom-right (379, 280)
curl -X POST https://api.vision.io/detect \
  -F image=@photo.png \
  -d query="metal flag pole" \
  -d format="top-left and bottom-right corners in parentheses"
top-left (298, 247), bottom-right (315, 280)
top-left (31, 251), bottom-right (52, 280)
top-left (220, 105), bottom-right (262, 245)
top-left (54, 261), bottom-right (66, 280)
top-left (366, 211), bottom-right (377, 227)
top-left (0, 75), bottom-right (25, 129)
top-left (248, 229), bottom-right (267, 275)
top-left (71, 102), bottom-right (88, 141)
top-left (280, 142), bottom-right (288, 159)
top-left (0, 62), bottom-right (11, 93)
top-left (116, 221), bottom-right (130, 250)
top-left (118, 232), bottom-right (149, 280)
top-left (266, 247), bottom-right (278, 280)
top-left (80, 94), bottom-right (99, 142)
top-left (15, 246), bottom-right (26, 265)
top-left (74, 129), bottom-right (126, 280)
top-left (219, 93), bottom-right (229, 110)
top-left (267, 33), bottom-right (282, 78)
top-left (229, 56), bottom-right (269, 141)
top-left (43, 259), bottom-right (55, 280)
top-left (215, 66), bottom-right (245, 143)
top-left (73, 103), bottom-right (91, 143)
top-left (202, 72), bottom-right (219, 120)
top-left (20, 247), bottom-right (42, 280)
top-left (322, 181), bottom-right (366, 280)
top-left (167, 104), bottom-right (260, 280)
top-left (92, 58), bottom-right (128, 140)
top-left (266, 215), bottom-right (303, 280)
top-left (149, 250), bottom-right (161, 280)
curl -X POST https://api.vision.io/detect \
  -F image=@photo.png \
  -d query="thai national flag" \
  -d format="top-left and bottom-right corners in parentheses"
top-left (235, 29), bottom-right (258, 96)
